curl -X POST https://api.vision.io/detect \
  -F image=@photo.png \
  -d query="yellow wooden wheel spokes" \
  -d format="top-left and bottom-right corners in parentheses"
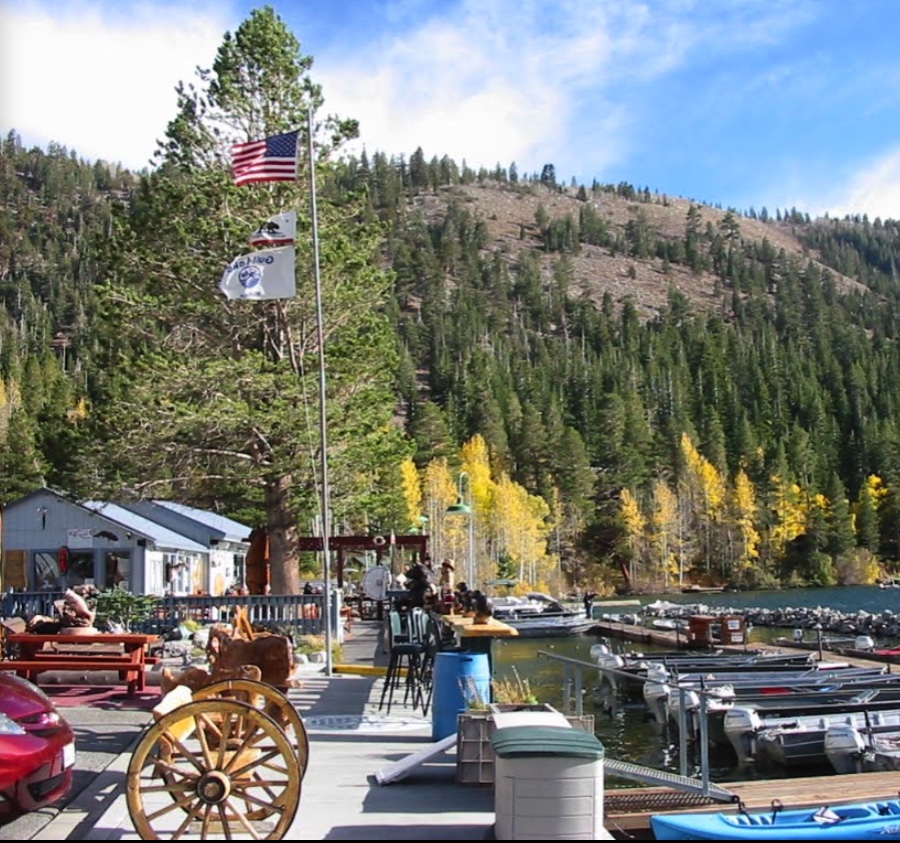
top-left (127, 699), bottom-right (301, 840)
top-left (193, 678), bottom-right (309, 780)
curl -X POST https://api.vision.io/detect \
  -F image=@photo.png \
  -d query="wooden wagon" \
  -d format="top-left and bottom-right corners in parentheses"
top-left (125, 614), bottom-right (308, 840)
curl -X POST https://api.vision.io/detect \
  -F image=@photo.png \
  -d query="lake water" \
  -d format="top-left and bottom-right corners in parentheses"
top-left (626, 584), bottom-right (900, 616)
top-left (490, 585), bottom-right (900, 784)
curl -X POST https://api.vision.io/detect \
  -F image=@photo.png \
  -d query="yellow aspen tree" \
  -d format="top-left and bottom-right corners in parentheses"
top-left (731, 468), bottom-right (761, 584)
top-left (67, 396), bottom-right (90, 422)
top-left (620, 488), bottom-right (647, 590)
top-left (495, 473), bottom-right (552, 591)
top-left (421, 457), bottom-right (460, 565)
top-left (461, 434), bottom-right (494, 515)
top-left (0, 377), bottom-right (8, 439)
top-left (461, 434), bottom-right (498, 585)
top-left (650, 480), bottom-right (679, 589)
top-left (400, 457), bottom-right (423, 529)
top-left (768, 475), bottom-right (808, 559)
top-left (680, 433), bottom-right (727, 575)
top-left (867, 474), bottom-right (889, 505)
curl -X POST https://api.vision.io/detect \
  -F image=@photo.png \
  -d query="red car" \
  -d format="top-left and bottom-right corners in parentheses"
top-left (0, 673), bottom-right (75, 817)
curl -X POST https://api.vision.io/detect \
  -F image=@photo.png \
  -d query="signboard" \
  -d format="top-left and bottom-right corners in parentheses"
top-left (67, 528), bottom-right (94, 549)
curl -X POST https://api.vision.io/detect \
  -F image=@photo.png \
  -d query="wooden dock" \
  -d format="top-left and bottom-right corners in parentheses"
top-left (604, 770), bottom-right (900, 838)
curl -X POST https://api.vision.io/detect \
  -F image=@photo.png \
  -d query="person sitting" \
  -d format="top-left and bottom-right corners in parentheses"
top-left (455, 581), bottom-right (472, 613)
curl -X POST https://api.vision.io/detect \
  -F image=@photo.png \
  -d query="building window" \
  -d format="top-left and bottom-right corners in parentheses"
top-left (233, 553), bottom-right (246, 590)
top-left (105, 552), bottom-right (131, 589)
top-left (35, 550), bottom-right (94, 590)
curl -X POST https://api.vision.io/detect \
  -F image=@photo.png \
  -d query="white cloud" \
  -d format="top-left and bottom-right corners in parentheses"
top-left (784, 149), bottom-right (900, 222)
top-left (829, 149), bottom-right (900, 221)
top-left (317, 1), bottom-right (624, 175)
top-left (0, 3), bottom-right (229, 169)
top-left (316, 0), bottom-right (817, 179)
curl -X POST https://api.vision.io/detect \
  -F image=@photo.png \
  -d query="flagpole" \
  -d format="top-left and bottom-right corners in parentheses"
top-left (307, 108), bottom-right (333, 677)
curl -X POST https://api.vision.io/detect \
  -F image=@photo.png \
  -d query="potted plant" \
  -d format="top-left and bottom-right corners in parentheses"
top-left (456, 669), bottom-right (553, 786)
top-left (456, 668), bottom-right (595, 786)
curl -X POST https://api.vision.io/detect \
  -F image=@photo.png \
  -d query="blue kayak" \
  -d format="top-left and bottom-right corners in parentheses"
top-left (650, 799), bottom-right (900, 840)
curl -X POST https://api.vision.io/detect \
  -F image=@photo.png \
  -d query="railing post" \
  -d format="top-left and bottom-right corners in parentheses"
top-left (678, 686), bottom-right (688, 778)
top-left (699, 691), bottom-right (710, 796)
top-left (573, 663), bottom-right (584, 716)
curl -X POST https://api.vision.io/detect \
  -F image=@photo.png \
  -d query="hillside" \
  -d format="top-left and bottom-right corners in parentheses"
top-left (6, 135), bottom-right (900, 594)
top-left (411, 179), bottom-right (866, 320)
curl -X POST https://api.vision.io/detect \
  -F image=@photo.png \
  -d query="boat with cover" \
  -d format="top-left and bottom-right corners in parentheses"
top-left (650, 798), bottom-right (900, 840)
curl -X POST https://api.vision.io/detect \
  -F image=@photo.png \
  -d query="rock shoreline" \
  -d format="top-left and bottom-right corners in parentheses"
top-left (640, 600), bottom-right (900, 640)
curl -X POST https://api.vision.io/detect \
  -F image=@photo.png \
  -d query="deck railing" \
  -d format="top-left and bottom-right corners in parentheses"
top-left (1, 590), bottom-right (342, 639)
top-left (537, 649), bottom-right (731, 799)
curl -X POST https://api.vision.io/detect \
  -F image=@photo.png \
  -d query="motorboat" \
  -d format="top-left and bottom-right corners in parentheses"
top-left (497, 613), bottom-right (595, 637)
top-left (733, 706), bottom-right (900, 768)
top-left (593, 647), bottom-right (815, 698)
top-left (825, 720), bottom-right (900, 773)
top-left (715, 686), bottom-right (900, 759)
top-left (643, 664), bottom-right (888, 727)
top-left (651, 797), bottom-right (900, 840)
top-left (490, 592), bottom-right (594, 637)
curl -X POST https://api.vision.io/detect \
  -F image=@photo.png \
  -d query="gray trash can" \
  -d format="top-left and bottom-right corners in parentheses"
top-left (490, 725), bottom-right (609, 840)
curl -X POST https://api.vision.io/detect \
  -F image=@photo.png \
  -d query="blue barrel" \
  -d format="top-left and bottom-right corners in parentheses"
top-left (431, 651), bottom-right (491, 740)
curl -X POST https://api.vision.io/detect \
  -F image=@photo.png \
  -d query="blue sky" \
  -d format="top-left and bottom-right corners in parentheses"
top-left (2, 0), bottom-right (900, 220)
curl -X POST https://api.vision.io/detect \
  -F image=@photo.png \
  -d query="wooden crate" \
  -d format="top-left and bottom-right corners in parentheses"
top-left (455, 707), bottom-right (596, 786)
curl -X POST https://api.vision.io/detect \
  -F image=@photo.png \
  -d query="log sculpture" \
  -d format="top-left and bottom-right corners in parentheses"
top-left (205, 608), bottom-right (295, 690)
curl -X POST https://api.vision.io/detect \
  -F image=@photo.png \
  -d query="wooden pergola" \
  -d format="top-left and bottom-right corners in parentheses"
top-left (295, 534), bottom-right (429, 588)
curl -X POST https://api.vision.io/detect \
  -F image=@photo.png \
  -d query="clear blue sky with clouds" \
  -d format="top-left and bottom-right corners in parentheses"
top-left (2, 0), bottom-right (900, 221)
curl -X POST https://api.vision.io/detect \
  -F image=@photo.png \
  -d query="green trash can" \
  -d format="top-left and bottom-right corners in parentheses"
top-left (490, 726), bottom-right (608, 840)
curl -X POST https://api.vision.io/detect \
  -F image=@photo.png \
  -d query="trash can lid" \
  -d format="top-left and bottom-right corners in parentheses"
top-left (490, 725), bottom-right (604, 759)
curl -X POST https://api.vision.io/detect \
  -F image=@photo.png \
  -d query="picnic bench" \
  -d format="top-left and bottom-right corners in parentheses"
top-left (0, 632), bottom-right (159, 696)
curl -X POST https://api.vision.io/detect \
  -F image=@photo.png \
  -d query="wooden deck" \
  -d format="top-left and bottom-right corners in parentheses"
top-left (605, 770), bottom-right (900, 837)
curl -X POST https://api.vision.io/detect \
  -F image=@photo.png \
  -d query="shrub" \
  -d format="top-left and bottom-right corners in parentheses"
top-left (94, 587), bottom-right (158, 632)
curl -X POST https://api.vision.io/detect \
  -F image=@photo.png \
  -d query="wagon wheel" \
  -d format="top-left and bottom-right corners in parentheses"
top-left (193, 678), bottom-right (309, 779)
top-left (126, 699), bottom-right (300, 840)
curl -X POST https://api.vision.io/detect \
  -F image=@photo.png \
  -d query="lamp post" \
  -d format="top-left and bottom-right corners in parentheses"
top-left (446, 471), bottom-right (475, 588)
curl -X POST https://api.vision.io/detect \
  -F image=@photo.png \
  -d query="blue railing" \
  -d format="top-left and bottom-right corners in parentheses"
top-left (1, 591), bottom-right (337, 638)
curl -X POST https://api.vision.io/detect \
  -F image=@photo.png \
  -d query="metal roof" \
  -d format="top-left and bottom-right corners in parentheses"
top-left (81, 501), bottom-right (207, 553)
top-left (150, 500), bottom-right (251, 543)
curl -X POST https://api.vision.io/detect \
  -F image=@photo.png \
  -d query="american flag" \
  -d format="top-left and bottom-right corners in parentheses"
top-left (231, 131), bottom-right (299, 186)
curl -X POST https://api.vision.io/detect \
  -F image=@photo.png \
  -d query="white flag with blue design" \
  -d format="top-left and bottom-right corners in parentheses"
top-left (220, 245), bottom-right (296, 300)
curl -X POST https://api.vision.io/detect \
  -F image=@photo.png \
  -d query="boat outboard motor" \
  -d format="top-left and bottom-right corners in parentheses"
top-left (643, 670), bottom-right (671, 725)
top-left (723, 706), bottom-right (764, 765)
top-left (592, 643), bottom-right (625, 691)
top-left (824, 722), bottom-right (868, 774)
top-left (855, 635), bottom-right (875, 651)
top-left (666, 687), bottom-right (700, 737)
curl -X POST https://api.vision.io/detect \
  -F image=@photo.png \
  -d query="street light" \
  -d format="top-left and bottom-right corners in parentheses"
top-left (408, 515), bottom-right (430, 535)
top-left (446, 471), bottom-right (475, 588)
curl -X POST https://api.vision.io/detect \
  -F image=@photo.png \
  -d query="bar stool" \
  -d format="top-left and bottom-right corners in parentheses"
top-left (415, 610), bottom-right (444, 715)
top-left (378, 610), bottom-right (426, 713)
